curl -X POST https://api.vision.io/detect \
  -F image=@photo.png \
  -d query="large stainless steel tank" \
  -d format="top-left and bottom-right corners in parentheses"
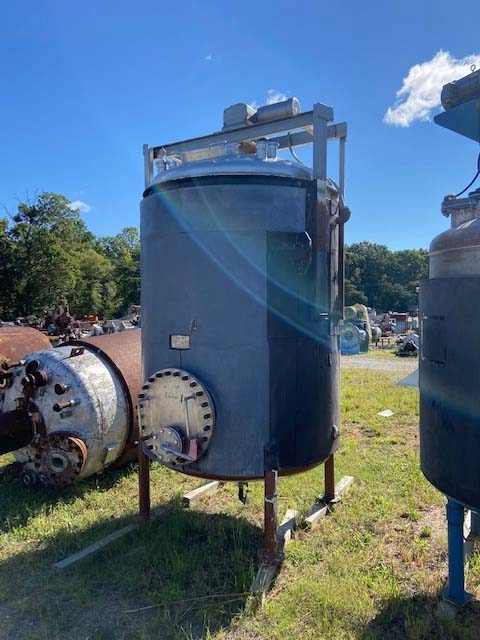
top-left (420, 190), bottom-right (480, 509)
top-left (0, 330), bottom-right (141, 485)
top-left (140, 136), bottom-right (341, 479)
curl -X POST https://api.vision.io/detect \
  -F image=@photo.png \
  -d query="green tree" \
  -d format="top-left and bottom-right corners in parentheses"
top-left (98, 227), bottom-right (140, 315)
top-left (70, 248), bottom-right (117, 318)
top-left (0, 218), bottom-right (17, 318)
top-left (4, 192), bottom-right (119, 319)
top-left (345, 242), bottom-right (428, 311)
top-left (8, 193), bottom-right (80, 316)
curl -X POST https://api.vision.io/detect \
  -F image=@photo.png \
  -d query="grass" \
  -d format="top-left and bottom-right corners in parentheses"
top-left (1, 361), bottom-right (480, 639)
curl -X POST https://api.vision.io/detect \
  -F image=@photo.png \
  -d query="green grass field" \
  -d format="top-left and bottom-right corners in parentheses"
top-left (1, 361), bottom-right (479, 639)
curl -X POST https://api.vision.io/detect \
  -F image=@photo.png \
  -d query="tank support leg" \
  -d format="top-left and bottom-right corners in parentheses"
top-left (251, 469), bottom-right (284, 595)
top-left (263, 469), bottom-right (279, 560)
top-left (324, 454), bottom-right (336, 502)
top-left (138, 445), bottom-right (151, 521)
top-left (444, 499), bottom-right (470, 606)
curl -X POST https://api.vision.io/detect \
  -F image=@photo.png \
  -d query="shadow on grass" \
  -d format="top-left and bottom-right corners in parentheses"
top-left (0, 500), bottom-right (262, 640)
top-left (0, 462), bottom-right (135, 532)
top-left (360, 593), bottom-right (480, 640)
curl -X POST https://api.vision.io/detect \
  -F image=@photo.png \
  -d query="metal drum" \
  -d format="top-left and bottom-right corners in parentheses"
top-left (0, 330), bottom-right (141, 486)
top-left (140, 141), bottom-right (340, 480)
top-left (420, 190), bottom-right (480, 510)
top-left (0, 326), bottom-right (51, 367)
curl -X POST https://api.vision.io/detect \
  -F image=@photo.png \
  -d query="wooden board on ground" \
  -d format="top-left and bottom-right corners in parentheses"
top-left (182, 481), bottom-right (221, 507)
top-left (53, 505), bottom-right (171, 569)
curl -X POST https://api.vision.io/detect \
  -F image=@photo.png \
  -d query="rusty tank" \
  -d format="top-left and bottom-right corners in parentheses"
top-left (0, 326), bottom-right (52, 366)
top-left (0, 330), bottom-right (141, 486)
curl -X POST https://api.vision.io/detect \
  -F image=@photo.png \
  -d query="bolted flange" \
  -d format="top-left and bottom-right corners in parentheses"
top-left (138, 368), bottom-right (215, 468)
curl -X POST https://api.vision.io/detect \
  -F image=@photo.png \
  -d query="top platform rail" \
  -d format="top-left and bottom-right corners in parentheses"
top-left (143, 102), bottom-right (347, 191)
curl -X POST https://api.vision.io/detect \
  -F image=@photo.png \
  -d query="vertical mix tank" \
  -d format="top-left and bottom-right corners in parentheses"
top-left (140, 100), bottom-right (347, 480)
top-left (420, 189), bottom-right (480, 510)
top-left (420, 67), bottom-right (480, 512)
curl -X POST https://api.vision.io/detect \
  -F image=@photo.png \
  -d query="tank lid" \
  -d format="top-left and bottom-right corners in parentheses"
top-left (149, 141), bottom-right (312, 186)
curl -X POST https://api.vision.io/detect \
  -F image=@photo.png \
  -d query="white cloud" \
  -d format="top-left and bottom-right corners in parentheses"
top-left (69, 200), bottom-right (92, 213)
top-left (205, 54), bottom-right (213, 62)
top-left (266, 89), bottom-right (288, 105)
top-left (384, 50), bottom-right (480, 127)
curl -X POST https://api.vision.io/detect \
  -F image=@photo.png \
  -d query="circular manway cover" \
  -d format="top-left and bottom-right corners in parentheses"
top-left (138, 369), bottom-right (215, 466)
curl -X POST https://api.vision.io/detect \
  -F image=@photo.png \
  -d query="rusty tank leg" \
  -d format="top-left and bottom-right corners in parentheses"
top-left (324, 454), bottom-right (336, 502)
top-left (263, 469), bottom-right (279, 560)
top-left (252, 469), bottom-right (284, 595)
top-left (138, 443), bottom-right (151, 521)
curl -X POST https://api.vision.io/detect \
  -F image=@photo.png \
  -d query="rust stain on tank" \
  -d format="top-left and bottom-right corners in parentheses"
top-left (70, 330), bottom-right (142, 467)
top-left (0, 327), bottom-right (52, 366)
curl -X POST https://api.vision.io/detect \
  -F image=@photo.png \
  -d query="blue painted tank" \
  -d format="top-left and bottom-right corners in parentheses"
top-left (340, 322), bottom-right (367, 355)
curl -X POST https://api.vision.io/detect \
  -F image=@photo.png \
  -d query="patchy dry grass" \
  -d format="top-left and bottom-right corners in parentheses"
top-left (1, 362), bottom-right (480, 639)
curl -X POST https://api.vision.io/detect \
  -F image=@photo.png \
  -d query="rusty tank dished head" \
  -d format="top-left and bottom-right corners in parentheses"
top-left (0, 327), bottom-right (52, 367)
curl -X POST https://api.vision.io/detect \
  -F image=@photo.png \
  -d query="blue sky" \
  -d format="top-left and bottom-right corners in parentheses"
top-left (1, 1), bottom-right (478, 250)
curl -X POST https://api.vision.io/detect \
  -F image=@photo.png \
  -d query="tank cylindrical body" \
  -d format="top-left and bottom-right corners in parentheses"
top-left (0, 327), bottom-right (52, 367)
top-left (140, 148), bottom-right (340, 480)
top-left (70, 331), bottom-right (142, 469)
top-left (420, 191), bottom-right (480, 510)
top-left (0, 330), bottom-right (141, 485)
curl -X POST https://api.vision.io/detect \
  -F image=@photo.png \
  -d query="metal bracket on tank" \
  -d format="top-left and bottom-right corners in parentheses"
top-left (69, 347), bottom-right (84, 358)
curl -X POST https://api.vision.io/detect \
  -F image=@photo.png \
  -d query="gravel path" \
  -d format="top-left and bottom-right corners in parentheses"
top-left (341, 353), bottom-right (419, 372)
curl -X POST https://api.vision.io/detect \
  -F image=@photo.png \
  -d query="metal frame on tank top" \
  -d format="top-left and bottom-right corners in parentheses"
top-left (139, 100), bottom-right (353, 593)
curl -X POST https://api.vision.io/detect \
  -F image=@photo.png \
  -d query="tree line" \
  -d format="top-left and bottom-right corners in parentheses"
top-left (345, 241), bottom-right (428, 312)
top-left (0, 193), bottom-right (139, 320)
top-left (0, 193), bottom-right (428, 321)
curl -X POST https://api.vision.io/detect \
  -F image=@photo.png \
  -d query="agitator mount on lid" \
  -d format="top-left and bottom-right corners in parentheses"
top-left (138, 96), bottom-right (351, 579)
